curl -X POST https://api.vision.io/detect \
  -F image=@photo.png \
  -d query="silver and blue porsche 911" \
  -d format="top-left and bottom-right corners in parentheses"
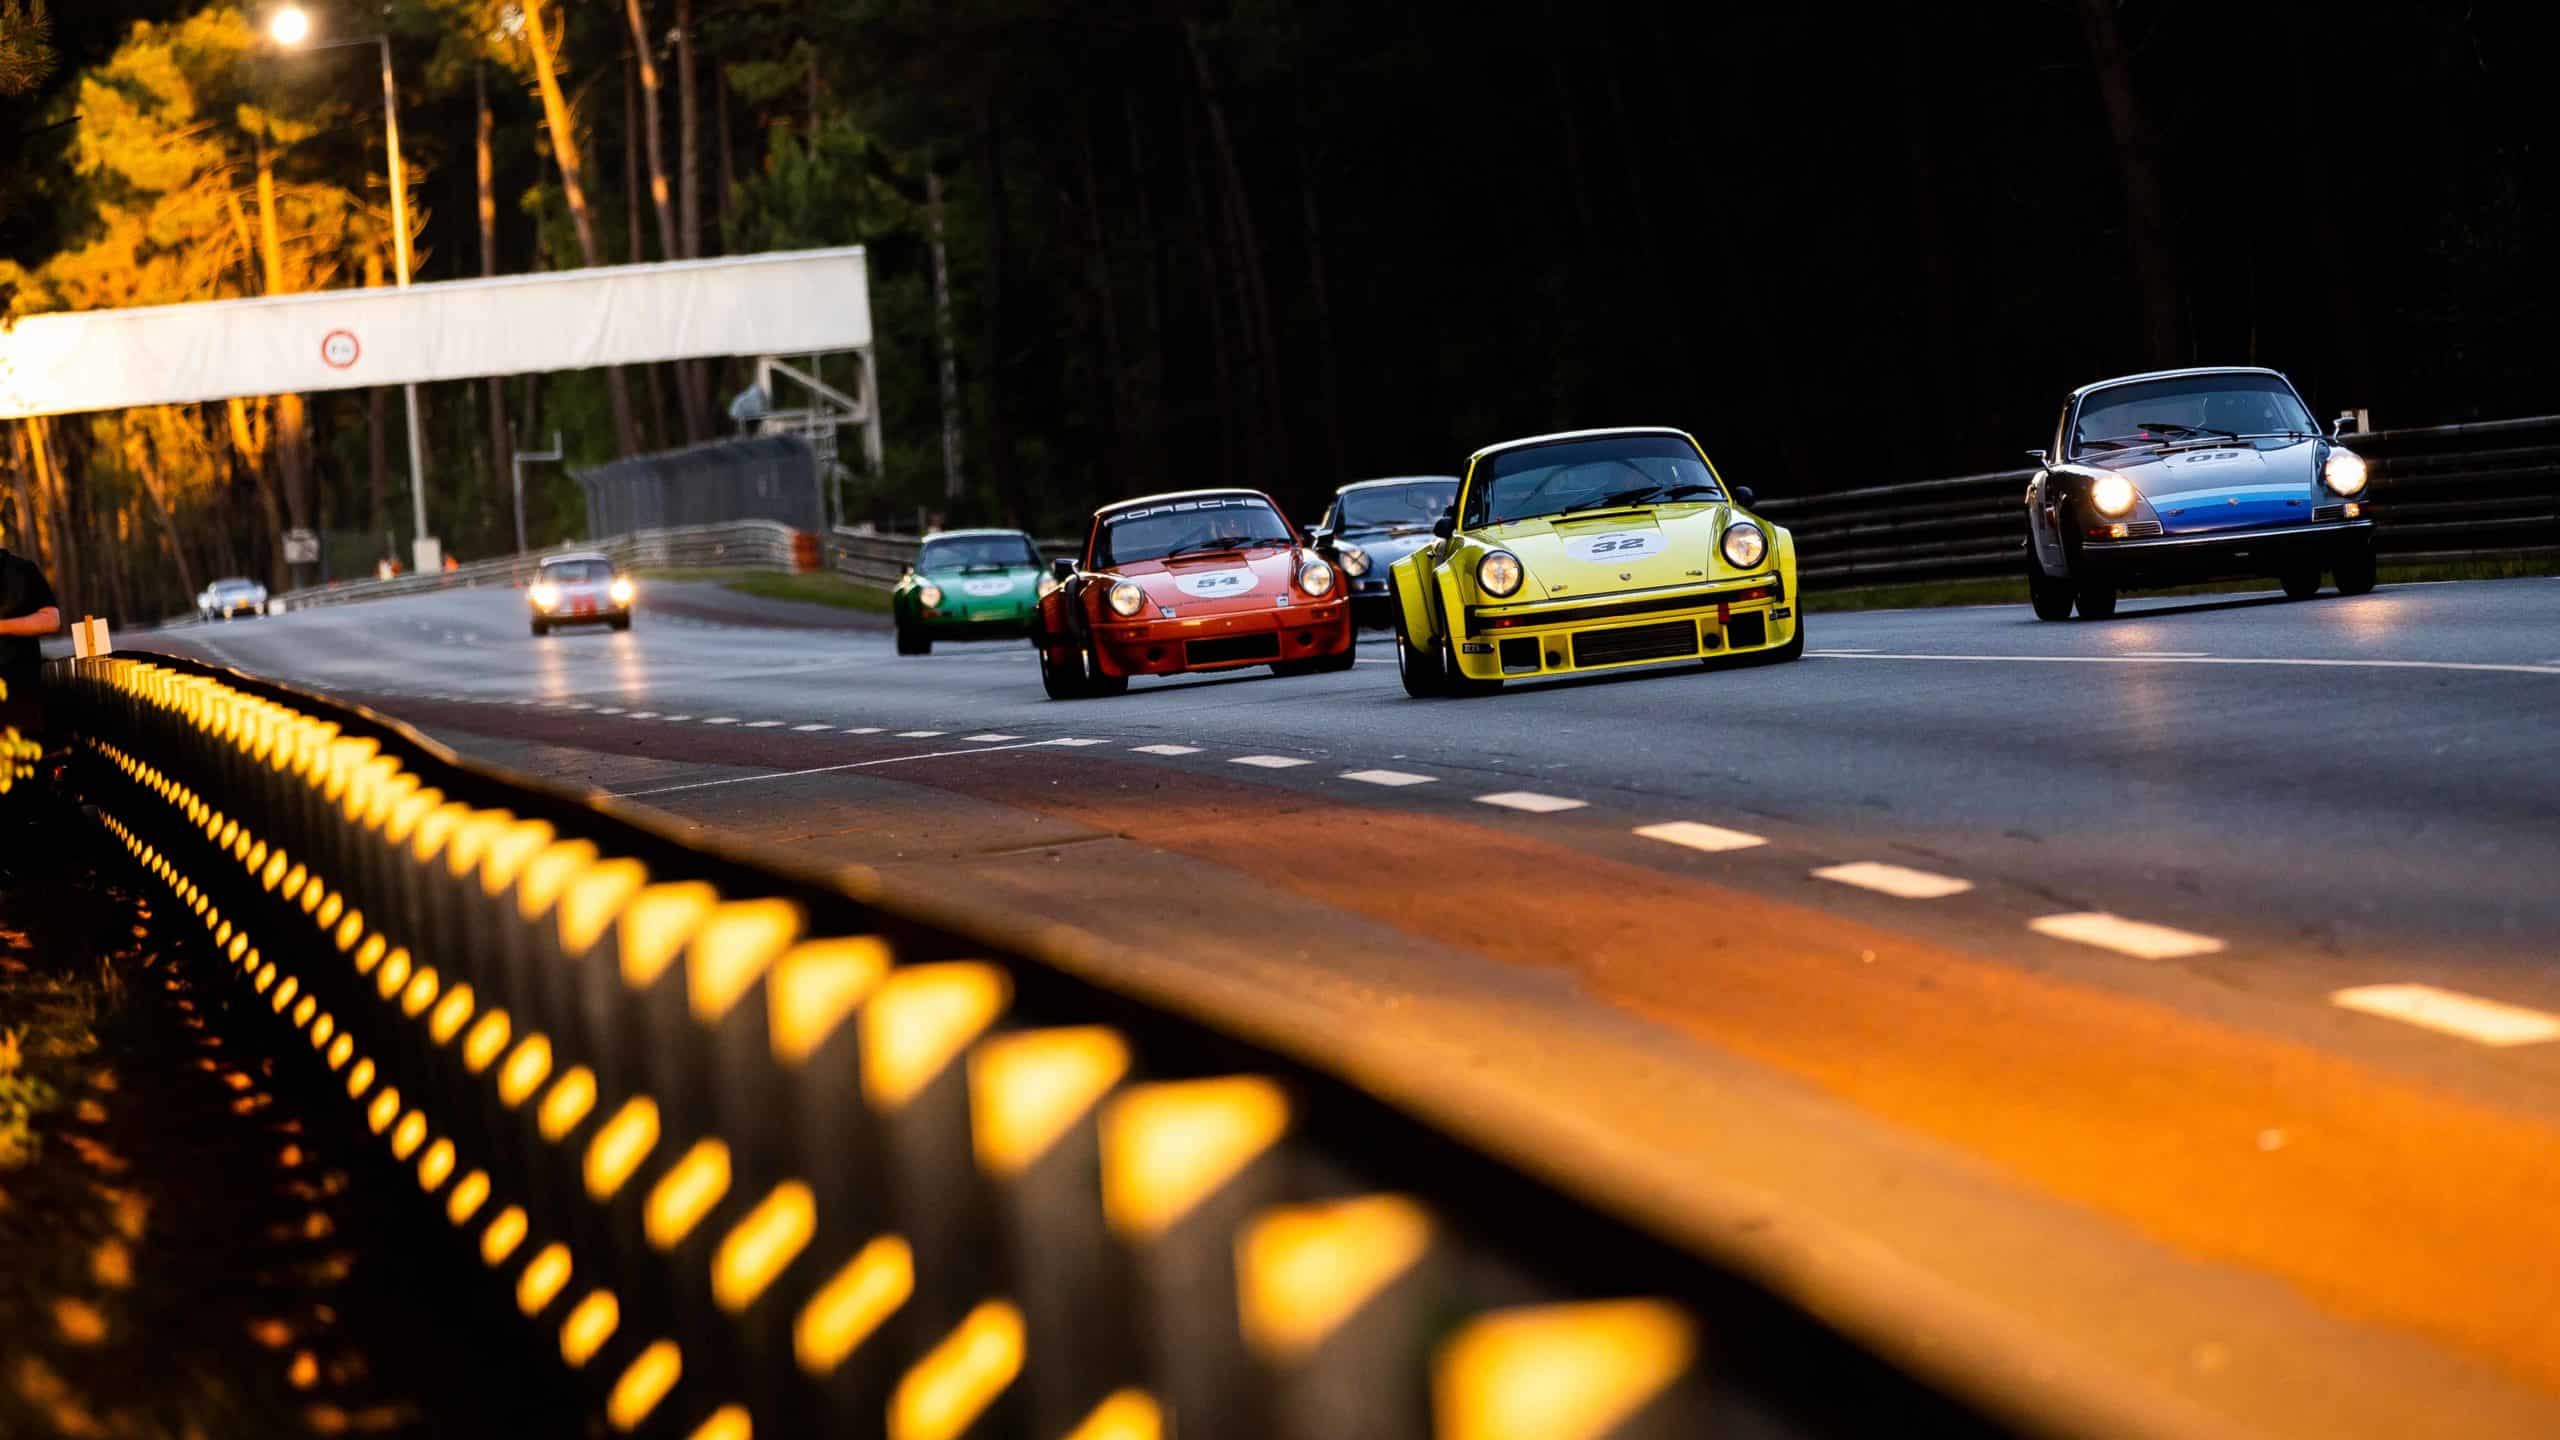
top-left (1305, 475), bottom-right (1461, 626)
top-left (2022, 366), bottom-right (2377, 620)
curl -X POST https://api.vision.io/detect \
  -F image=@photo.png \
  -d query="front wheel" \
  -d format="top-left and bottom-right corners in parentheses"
top-left (2334, 547), bottom-right (2378, 596)
top-left (1764, 613), bottom-right (1806, 663)
top-left (2074, 580), bottom-right (2118, 620)
top-left (530, 619), bottom-right (549, 637)
top-left (1311, 638), bottom-right (1359, 674)
top-left (1038, 643), bottom-right (1087, 700)
top-left (608, 613), bottom-right (632, 632)
top-left (895, 624), bottom-right (931, 655)
top-left (1439, 633), bottom-right (1503, 697)
top-left (2280, 564), bottom-right (2323, 600)
top-left (2028, 564), bottom-right (2077, 622)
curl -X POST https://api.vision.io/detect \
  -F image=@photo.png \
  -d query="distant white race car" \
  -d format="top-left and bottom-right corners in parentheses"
top-left (528, 552), bottom-right (636, 636)
top-left (197, 577), bottom-right (268, 621)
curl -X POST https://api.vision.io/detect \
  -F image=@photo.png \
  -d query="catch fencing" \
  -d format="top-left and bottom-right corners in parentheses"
top-left (52, 649), bottom-right (2022, 1440)
top-left (1757, 414), bottom-right (2560, 590)
top-left (579, 435), bottom-right (829, 539)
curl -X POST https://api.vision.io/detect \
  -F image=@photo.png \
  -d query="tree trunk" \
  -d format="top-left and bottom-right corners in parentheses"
top-left (2075, 0), bottom-right (2181, 367)
top-left (925, 159), bottom-right (964, 500)
top-left (133, 436), bottom-right (197, 602)
top-left (1894, 1), bottom-right (1964, 476)
top-left (1074, 107), bottom-right (1129, 484)
top-left (623, 0), bottom-right (680, 261)
top-left (980, 103), bottom-right (1015, 519)
top-left (1181, 102), bottom-right (1236, 481)
top-left (19, 419), bottom-right (72, 612)
top-left (716, 65), bottom-right (736, 242)
top-left (623, 49), bottom-right (669, 451)
top-left (664, 0), bottom-right (709, 438)
top-left (1183, 22), bottom-right (1284, 488)
top-left (1297, 129), bottom-right (1344, 486)
top-left (254, 142), bottom-right (314, 550)
top-left (476, 66), bottom-right (514, 542)
top-left (1123, 92), bottom-right (1166, 478)
top-left (522, 0), bottom-right (641, 456)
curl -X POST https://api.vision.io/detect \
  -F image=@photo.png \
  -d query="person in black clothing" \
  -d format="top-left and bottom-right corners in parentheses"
top-left (0, 544), bottom-right (60, 884)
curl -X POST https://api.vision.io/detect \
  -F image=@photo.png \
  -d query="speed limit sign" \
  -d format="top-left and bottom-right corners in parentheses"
top-left (320, 329), bottom-right (361, 369)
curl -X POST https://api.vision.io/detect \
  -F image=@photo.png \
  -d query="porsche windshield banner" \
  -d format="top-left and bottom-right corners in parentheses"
top-left (1105, 495), bottom-right (1262, 525)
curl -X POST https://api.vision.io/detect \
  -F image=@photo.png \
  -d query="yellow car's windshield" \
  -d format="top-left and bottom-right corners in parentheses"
top-left (1463, 434), bottom-right (1724, 529)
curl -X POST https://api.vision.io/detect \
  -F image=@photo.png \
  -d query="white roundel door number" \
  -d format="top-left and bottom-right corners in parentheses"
top-left (320, 329), bottom-right (362, 369)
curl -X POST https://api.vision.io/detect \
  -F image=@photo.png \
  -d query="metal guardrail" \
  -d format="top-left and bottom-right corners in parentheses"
top-left (829, 530), bottom-right (1082, 590)
top-left (52, 650), bottom-right (2017, 1440)
top-left (264, 520), bottom-right (814, 614)
top-left (1758, 416), bottom-right (2560, 589)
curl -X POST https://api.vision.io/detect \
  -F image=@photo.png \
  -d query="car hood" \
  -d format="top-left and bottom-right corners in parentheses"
top-left (922, 566), bottom-right (1043, 609)
top-left (2092, 438), bottom-right (2324, 535)
top-left (1472, 503), bottom-right (1752, 601)
top-left (1337, 527), bottom-right (1437, 572)
top-left (1110, 547), bottom-right (1303, 612)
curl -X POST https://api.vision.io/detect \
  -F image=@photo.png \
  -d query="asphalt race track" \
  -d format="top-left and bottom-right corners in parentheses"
top-left (150, 576), bottom-right (2560, 1436)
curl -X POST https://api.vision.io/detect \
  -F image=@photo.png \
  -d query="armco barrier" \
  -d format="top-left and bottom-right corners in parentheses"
top-left (267, 520), bottom-right (814, 615)
top-left (1756, 415), bottom-right (2560, 590)
top-left (52, 650), bottom-right (2021, 1440)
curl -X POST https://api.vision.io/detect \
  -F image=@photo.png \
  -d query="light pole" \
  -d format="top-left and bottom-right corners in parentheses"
top-left (268, 5), bottom-right (436, 574)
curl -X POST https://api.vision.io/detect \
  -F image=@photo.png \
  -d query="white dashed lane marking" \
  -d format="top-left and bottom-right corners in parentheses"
top-left (1230, 755), bottom-right (1312, 769)
top-left (844, 726), bottom-right (884, 734)
top-left (704, 717), bottom-right (740, 725)
top-left (661, 714), bottom-right (693, 722)
top-left (791, 723), bottom-right (832, 732)
top-left (594, 706), bottom-right (625, 715)
top-left (627, 711), bottom-right (659, 720)
top-left (1814, 861), bottom-right (1974, 900)
top-left (2330, 984), bottom-right (2560, 1048)
top-left (1130, 744), bottom-right (1202, 756)
top-left (1341, 769), bottom-right (1435, 787)
top-left (963, 733), bottom-right (1022, 743)
top-left (897, 730), bottom-right (946, 738)
top-left (2029, 912), bottom-right (2226, 960)
top-left (1049, 738), bottom-right (1110, 747)
top-left (745, 720), bottom-right (786, 728)
top-left (1634, 821), bottom-right (1766, 853)
top-left (1476, 791), bottom-right (1585, 814)
top-left (1822, 652), bottom-right (2560, 678)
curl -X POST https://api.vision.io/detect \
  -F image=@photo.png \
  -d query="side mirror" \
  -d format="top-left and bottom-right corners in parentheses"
top-left (2330, 412), bottom-right (2356, 440)
top-left (1731, 485), bottom-right (1757, 507)
top-left (1431, 515), bottom-right (1455, 539)
top-left (2025, 448), bottom-right (2050, 469)
top-left (1049, 558), bottom-right (1076, 581)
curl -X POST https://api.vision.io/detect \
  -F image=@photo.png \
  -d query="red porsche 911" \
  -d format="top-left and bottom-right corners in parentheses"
top-left (1032, 488), bottom-right (1357, 698)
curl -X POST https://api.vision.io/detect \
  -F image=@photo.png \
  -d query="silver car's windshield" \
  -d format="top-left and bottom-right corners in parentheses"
top-left (1338, 481), bottom-right (1457, 531)
top-left (2073, 375), bottom-right (2316, 456)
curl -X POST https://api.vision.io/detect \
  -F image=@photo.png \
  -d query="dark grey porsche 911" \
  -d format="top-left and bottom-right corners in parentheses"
top-left (2022, 366), bottom-right (2377, 620)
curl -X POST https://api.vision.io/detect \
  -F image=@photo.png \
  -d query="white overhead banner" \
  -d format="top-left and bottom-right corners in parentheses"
top-left (0, 247), bottom-right (872, 420)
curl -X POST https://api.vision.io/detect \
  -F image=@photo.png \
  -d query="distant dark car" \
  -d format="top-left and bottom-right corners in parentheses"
top-left (196, 577), bottom-right (268, 621)
top-left (1307, 475), bottom-right (1461, 625)
top-left (2023, 366), bottom-right (2377, 620)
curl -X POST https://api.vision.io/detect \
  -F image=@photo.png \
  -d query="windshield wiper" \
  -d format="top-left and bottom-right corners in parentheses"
top-left (2133, 420), bottom-right (2242, 441)
top-left (1554, 482), bottom-right (1721, 517)
top-left (1156, 536), bottom-right (1269, 559)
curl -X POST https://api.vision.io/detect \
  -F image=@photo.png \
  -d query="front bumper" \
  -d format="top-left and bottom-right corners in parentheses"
top-left (920, 606), bottom-right (1034, 636)
top-left (534, 599), bottom-right (630, 624)
top-left (1090, 600), bottom-right (1353, 676)
top-left (1454, 576), bottom-right (1792, 680)
top-left (2076, 518), bottom-right (2374, 582)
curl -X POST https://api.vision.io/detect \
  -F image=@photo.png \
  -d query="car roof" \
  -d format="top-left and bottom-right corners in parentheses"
top-left (921, 527), bottom-right (1033, 540)
top-left (2068, 366), bottom-right (2294, 402)
top-left (1091, 487), bottom-right (1274, 517)
top-left (209, 576), bottom-right (258, 587)
top-left (1335, 475), bottom-right (1460, 494)
top-left (1467, 426), bottom-right (1697, 463)
top-left (541, 551), bottom-right (612, 566)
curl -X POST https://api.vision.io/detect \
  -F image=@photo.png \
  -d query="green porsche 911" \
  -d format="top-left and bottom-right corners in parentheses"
top-left (892, 529), bottom-right (1050, 654)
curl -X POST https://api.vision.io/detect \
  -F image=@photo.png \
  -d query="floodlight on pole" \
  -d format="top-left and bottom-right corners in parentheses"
top-left (266, 6), bottom-right (436, 574)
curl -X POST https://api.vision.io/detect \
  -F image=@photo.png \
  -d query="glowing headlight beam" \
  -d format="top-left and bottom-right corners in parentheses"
top-left (1475, 551), bottom-right (1523, 599)
top-left (1719, 521), bottom-right (1767, 570)
top-left (1296, 557), bottom-right (1335, 597)
top-left (2323, 449), bottom-right (2369, 496)
top-left (1107, 581), bottom-right (1147, 617)
top-left (2090, 474), bottom-right (2138, 518)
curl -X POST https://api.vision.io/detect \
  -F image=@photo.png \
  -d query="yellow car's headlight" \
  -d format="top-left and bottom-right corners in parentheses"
top-left (1476, 550), bottom-right (1524, 598)
top-left (1720, 521), bottom-right (1767, 570)
top-left (1107, 581), bottom-right (1147, 617)
top-left (2091, 474), bottom-right (2138, 518)
top-left (530, 583), bottom-right (560, 611)
top-left (2323, 449), bottom-right (2368, 496)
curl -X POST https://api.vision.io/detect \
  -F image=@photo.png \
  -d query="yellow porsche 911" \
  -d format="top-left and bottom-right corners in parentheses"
top-left (1388, 426), bottom-right (1800, 696)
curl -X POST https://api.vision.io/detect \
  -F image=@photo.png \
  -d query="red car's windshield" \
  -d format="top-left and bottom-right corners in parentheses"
top-left (1094, 495), bottom-right (1294, 567)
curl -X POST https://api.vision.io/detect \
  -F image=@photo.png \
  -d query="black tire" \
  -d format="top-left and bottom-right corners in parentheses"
top-left (530, 619), bottom-right (549, 637)
top-left (1038, 643), bottom-right (1088, 700)
top-left (1312, 639), bottom-right (1359, 673)
top-left (1766, 612), bottom-right (1806, 663)
top-left (1440, 632), bottom-right (1502, 697)
top-left (608, 612), bottom-right (632, 632)
top-left (895, 624), bottom-right (931, 656)
top-left (2074, 580), bottom-right (2118, 620)
top-left (1394, 622), bottom-right (1446, 698)
top-left (2280, 565), bottom-right (2323, 600)
top-left (1086, 649), bottom-right (1128, 697)
top-left (2335, 547), bottom-right (2378, 596)
top-left (2028, 564), bottom-right (2077, 622)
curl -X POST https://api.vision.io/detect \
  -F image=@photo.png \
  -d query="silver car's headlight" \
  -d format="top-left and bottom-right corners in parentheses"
top-left (2090, 474), bottom-right (2138, 517)
top-left (2323, 449), bottom-right (2368, 496)
top-left (1720, 521), bottom-right (1768, 570)
top-left (609, 577), bottom-right (636, 605)
top-left (1107, 581), bottom-right (1147, 617)
top-left (1476, 550), bottom-right (1524, 598)
top-left (1296, 557), bottom-right (1336, 596)
top-left (530, 583), bottom-right (560, 610)
top-left (919, 583), bottom-right (945, 608)
top-left (1337, 544), bottom-right (1371, 577)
